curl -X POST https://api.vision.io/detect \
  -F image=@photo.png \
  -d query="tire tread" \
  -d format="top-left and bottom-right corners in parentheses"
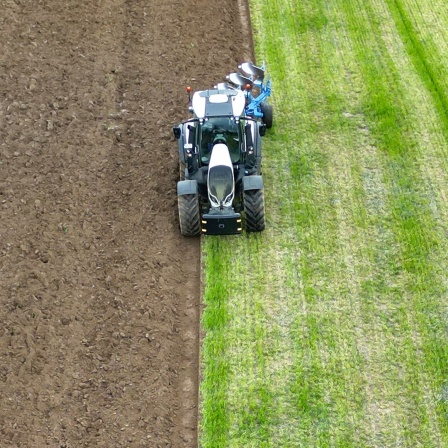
top-left (244, 189), bottom-right (266, 232)
top-left (178, 194), bottom-right (201, 236)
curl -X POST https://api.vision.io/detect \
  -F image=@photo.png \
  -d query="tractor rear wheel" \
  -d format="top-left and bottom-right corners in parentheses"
top-left (244, 189), bottom-right (265, 232)
top-left (261, 103), bottom-right (273, 129)
top-left (178, 194), bottom-right (201, 236)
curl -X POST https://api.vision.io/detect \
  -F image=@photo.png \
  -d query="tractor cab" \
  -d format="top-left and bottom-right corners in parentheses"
top-left (190, 88), bottom-right (246, 165)
top-left (199, 117), bottom-right (241, 164)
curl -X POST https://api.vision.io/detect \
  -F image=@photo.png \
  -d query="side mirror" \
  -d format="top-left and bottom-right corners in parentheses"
top-left (173, 126), bottom-right (181, 139)
top-left (259, 123), bottom-right (266, 137)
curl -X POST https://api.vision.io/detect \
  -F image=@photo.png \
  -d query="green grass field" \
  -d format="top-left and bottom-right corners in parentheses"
top-left (200, 0), bottom-right (448, 446)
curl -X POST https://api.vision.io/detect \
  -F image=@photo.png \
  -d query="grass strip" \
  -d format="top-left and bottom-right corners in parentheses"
top-left (385, 0), bottom-right (448, 134)
top-left (200, 238), bottom-right (232, 447)
top-left (200, 0), bottom-right (448, 446)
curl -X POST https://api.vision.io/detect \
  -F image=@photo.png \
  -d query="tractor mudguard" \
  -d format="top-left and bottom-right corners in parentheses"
top-left (243, 175), bottom-right (263, 191)
top-left (178, 122), bottom-right (196, 163)
top-left (176, 123), bottom-right (187, 163)
top-left (178, 138), bottom-right (186, 163)
top-left (177, 180), bottom-right (198, 196)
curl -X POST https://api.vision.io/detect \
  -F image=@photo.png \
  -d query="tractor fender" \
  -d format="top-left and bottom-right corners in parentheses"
top-left (177, 179), bottom-right (198, 196)
top-left (177, 133), bottom-right (186, 163)
top-left (176, 122), bottom-right (195, 163)
top-left (243, 175), bottom-right (263, 191)
top-left (178, 123), bottom-right (189, 163)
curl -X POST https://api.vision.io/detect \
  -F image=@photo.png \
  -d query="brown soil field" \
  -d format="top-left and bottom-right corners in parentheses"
top-left (0, 0), bottom-right (251, 446)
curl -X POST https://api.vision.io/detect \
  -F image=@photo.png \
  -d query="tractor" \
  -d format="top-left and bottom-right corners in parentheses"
top-left (173, 62), bottom-right (273, 236)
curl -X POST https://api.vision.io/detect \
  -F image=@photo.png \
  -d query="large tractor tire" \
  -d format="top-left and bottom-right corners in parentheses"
top-left (244, 188), bottom-right (266, 232)
top-left (178, 193), bottom-right (201, 236)
top-left (261, 103), bottom-right (273, 129)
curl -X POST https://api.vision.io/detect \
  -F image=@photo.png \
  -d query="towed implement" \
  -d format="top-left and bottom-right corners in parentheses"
top-left (173, 62), bottom-right (273, 236)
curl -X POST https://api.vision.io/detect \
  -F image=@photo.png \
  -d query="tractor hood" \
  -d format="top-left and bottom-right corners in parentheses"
top-left (207, 143), bottom-right (235, 209)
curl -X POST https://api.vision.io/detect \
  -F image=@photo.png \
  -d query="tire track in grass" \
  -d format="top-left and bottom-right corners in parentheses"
top-left (201, 238), bottom-right (233, 448)
top-left (202, 234), bottom-right (278, 448)
top-left (226, 236), bottom-right (275, 448)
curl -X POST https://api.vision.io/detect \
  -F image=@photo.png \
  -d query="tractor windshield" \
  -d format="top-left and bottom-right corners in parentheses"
top-left (200, 117), bottom-right (240, 163)
top-left (208, 165), bottom-right (234, 207)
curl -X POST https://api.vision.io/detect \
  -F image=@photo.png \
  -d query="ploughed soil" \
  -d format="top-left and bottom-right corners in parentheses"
top-left (0, 0), bottom-right (251, 446)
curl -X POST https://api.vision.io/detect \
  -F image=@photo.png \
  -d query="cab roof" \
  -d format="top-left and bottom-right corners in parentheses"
top-left (192, 89), bottom-right (246, 120)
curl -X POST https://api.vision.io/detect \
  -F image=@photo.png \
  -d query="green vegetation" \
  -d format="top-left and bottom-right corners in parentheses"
top-left (200, 0), bottom-right (448, 446)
